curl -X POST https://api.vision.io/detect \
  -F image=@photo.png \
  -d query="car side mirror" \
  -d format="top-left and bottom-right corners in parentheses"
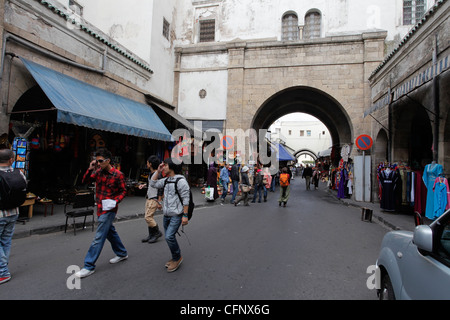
top-left (413, 225), bottom-right (433, 252)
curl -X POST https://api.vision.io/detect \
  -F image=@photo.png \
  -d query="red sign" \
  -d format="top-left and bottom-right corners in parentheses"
top-left (355, 135), bottom-right (373, 151)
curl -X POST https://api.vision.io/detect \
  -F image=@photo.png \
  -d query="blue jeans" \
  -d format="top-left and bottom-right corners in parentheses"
top-left (0, 215), bottom-right (17, 278)
top-left (221, 181), bottom-right (229, 199)
top-left (270, 176), bottom-right (276, 192)
top-left (84, 211), bottom-right (127, 271)
top-left (164, 215), bottom-right (182, 261)
top-left (252, 185), bottom-right (263, 202)
top-left (231, 180), bottom-right (239, 203)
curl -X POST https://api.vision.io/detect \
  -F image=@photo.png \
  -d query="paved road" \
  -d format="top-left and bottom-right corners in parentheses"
top-left (1, 178), bottom-right (387, 300)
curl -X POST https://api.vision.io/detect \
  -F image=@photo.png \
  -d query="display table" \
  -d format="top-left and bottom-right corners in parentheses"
top-left (20, 195), bottom-right (36, 219)
top-left (38, 199), bottom-right (54, 217)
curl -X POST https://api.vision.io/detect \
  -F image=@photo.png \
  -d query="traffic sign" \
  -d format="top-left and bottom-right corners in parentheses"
top-left (221, 136), bottom-right (235, 150)
top-left (355, 135), bottom-right (373, 151)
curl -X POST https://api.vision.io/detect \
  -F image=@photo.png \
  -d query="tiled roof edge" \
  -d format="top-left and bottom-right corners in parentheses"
top-left (34, 0), bottom-right (154, 74)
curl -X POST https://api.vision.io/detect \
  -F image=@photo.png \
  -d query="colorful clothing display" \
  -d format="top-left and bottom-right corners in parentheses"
top-left (432, 177), bottom-right (450, 220)
top-left (378, 168), bottom-right (400, 212)
top-left (423, 162), bottom-right (443, 220)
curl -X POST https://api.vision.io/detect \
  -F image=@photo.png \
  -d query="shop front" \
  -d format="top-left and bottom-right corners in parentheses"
top-left (5, 58), bottom-right (175, 209)
top-left (367, 0), bottom-right (449, 220)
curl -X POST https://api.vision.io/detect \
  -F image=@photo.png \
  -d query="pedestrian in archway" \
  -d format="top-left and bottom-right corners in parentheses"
top-left (206, 163), bottom-right (219, 201)
top-left (252, 167), bottom-right (263, 203)
top-left (302, 164), bottom-right (312, 190)
top-left (230, 161), bottom-right (240, 204)
top-left (279, 167), bottom-right (291, 207)
top-left (235, 166), bottom-right (250, 206)
top-left (263, 167), bottom-right (272, 202)
top-left (220, 163), bottom-right (230, 203)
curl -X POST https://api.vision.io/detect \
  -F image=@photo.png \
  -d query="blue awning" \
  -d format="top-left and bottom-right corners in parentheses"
top-left (20, 58), bottom-right (173, 142)
top-left (275, 143), bottom-right (296, 162)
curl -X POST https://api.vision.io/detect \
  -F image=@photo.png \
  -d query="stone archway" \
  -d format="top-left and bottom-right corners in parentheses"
top-left (294, 149), bottom-right (318, 161)
top-left (374, 129), bottom-right (388, 165)
top-left (252, 86), bottom-right (353, 148)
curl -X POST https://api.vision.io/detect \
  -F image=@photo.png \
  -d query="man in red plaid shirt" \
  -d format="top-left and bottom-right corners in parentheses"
top-left (75, 149), bottom-right (128, 279)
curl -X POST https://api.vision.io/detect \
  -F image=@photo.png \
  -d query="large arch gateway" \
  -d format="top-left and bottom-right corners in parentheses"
top-left (252, 86), bottom-right (353, 149)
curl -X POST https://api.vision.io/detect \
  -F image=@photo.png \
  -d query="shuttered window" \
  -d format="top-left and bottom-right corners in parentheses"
top-left (304, 11), bottom-right (321, 39)
top-left (199, 19), bottom-right (216, 42)
top-left (403, 0), bottom-right (427, 25)
top-left (282, 13), bottom-right (299, 41)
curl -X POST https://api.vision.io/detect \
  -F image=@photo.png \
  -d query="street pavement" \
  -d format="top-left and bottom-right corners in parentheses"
top-left (2, 177), bottom-right (415, 300)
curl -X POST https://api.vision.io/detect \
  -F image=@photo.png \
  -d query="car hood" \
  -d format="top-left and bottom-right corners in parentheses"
top-left (380, 230), bottom-right (413, 251)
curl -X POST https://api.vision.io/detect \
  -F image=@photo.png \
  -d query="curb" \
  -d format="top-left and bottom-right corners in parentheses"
top-left (12, 200), bottom-right (221, 240)
top-left (326, 189), bottom-right (404, 231)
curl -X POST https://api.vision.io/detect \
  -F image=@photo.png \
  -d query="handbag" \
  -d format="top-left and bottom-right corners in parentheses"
top-left (241, 184), bottom-right (250, 193)
top-left (205, 186), bottom-right (215, 200)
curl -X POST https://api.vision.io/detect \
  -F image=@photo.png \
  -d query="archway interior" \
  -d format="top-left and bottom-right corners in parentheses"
top-left (252, 87), bottom-right (353, 149)
top-left (269, 113), bottom-right (331, 163)
top-left (393, 103), bottom-right (433, 168)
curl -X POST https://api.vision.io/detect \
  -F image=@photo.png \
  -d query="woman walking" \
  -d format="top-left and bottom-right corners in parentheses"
top-left (234, 166), bottom-right (250, 206)
top-left (206, 163), bottom-right (219, 201)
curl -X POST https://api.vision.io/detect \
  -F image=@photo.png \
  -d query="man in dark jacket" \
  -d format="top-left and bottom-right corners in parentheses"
top-left (302, 165), bottom-right (313, 190)
top-left (230, 162), bottom-right (240, 204)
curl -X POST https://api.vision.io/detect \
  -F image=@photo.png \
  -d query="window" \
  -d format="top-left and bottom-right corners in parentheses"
top-left (69, 0), bottom-right (83, 16)
top-left (307, 130), bottom-right (312, 137)
top-left (288, 130), bottom-right (292, 136)
top-left (282, 13), bottom-right (299, 41)
top-left (304, 10), bottom-right (321, 39)
top-left (300, 130), bottom-right (305, 137)
top-left (163, 18), bottom-right (170, 40)
top-left (403, 0), bottom-right (427, 25)
top-left (199, 19), bottom-right (216, 43)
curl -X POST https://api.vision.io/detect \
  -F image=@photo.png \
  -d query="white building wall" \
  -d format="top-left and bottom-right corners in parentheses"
top-left (271, 120), bottom-right (332, 157)
top-left (46, 0), bottom-right (439, 120)
top-left (52, 0), bottom-right (177, 104)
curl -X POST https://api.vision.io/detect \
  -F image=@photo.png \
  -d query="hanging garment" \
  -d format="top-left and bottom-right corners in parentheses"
top-left (337, 168), bottom-right (348, 199)
top-left (414, 170), bottom-right (427, 215)
top-left (432, 177), bottom-right (450, 220)
top-left (379, 169), bottom-right (399, 211)
top-left (423, 163), bottom-right (443, 220)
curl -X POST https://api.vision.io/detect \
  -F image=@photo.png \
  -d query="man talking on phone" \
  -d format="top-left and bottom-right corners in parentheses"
top-left (75, 149), bottom-right (128, 279)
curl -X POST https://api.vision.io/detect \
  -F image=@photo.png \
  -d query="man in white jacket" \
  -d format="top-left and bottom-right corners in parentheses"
top-left (150, 158), bottom-right (189, 273)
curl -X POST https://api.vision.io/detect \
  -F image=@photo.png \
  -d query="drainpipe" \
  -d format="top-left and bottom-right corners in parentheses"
top-left (432, 33), bottom-right (440, 162)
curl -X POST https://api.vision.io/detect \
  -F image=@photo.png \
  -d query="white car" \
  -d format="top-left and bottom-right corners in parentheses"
top-left (376, 209), bottom-right (450, 300)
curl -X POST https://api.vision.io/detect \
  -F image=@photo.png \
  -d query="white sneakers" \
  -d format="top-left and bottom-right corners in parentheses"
top-left (109, 255), bottom-right (128, 264)
top-left (75, 268), bottom-right (95, 278)
top-left (75, 255), bottom-right (128, 278)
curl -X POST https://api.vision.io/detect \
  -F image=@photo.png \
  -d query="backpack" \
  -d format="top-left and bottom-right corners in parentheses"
top-left (164, 177), bottom-right (195, 220)
top-left (279, 173), bottom-right (290, 187)
top-left (0, 169), bottom-right (27, 210)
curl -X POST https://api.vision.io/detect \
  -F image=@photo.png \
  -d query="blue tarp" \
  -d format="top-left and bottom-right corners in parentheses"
top-left (276, 143), bottom-right (296, 162)
top-left (20, 58), bottom-right (173, 142)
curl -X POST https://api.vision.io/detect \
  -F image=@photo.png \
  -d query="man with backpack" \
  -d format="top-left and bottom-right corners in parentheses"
top-left (279, 167), bottom-right (291, 207)
top-left (0, 149), bottom-right (27, 284)
top-left (150, 158), bottom-right (191, 273)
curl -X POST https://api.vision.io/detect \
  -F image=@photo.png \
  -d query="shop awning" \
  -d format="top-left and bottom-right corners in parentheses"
top-left (274, 143), bottom-right (296, 162)
top-left (20, 58), bottom-right (173, 142)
